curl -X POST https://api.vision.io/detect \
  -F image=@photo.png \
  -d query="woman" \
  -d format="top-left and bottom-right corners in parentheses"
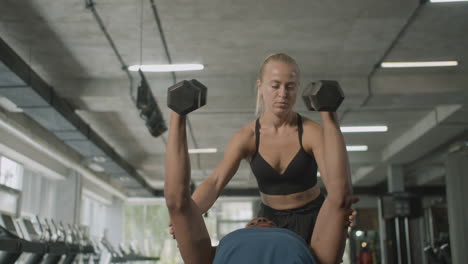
top-left (171, 53), bottom-right (353, 243)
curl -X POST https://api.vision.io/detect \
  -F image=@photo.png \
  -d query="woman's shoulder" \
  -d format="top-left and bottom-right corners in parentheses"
top-left (227, 120), bottom-right (256, 148)
top-left (236, 119), bottom-right (256, 138)
top-left (222, 120), bottom-right (257, 159)
top-left (300, 114), bottom-right (322, 131)
top-left (299, 115), bottom-right (323, 151)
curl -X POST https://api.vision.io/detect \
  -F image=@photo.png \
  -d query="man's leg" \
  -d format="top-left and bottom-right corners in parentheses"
top-left (165, 112), bottom-right (215, 264)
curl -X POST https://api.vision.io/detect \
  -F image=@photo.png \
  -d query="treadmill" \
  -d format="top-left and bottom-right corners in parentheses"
top-left (40, 218), bottom-right (71, 264)
top-left (16, 217), bottom-right (51, 264)
top-left (0, 212), bottom-right (46, 264)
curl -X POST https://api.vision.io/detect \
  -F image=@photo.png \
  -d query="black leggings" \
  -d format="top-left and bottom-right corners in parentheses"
top-left (257, 193), bottom-right (325, 244)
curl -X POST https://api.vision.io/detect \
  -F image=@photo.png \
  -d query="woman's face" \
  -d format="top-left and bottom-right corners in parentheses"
top-left (257, 61), bottom-right (299, 115)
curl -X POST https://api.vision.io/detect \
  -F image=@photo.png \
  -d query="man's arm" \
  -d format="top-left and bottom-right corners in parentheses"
top-left (165, 111), bottom-right (215, 264)
top-left (310, 112), bottom-right (354, 264)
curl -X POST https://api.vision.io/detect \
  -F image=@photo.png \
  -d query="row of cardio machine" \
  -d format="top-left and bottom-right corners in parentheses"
top-left (0, 212), bottom-right (159, 264)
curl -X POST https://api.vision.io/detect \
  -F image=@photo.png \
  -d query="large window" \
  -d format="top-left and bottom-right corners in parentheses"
top-left (124, 204), bottom-right (178, 263)
top-left (122, 199), bottom-right (256, 263)
top-left (123, 202), bottom-right (218, 264)
top-left (0, 156), bottom-right (23, 215)
top-left (0, 156), bottom-right (23, 190)
top-left (0, 185), bottom-right (21, 215)
top-left (217, 201), bottom-right (254, 238)
top-left (21, 168), bottom-right (57, 218)
top-left (81, 194), bottom-right (108, 239)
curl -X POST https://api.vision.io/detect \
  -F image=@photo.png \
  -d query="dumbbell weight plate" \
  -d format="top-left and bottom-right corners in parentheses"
top-left (302, 80), bottom-right (344, 112)
top-left (167, 79), bottom-right (207, 115)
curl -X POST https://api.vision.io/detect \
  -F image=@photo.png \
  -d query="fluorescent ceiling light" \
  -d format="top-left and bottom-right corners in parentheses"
top-left (346, 145), bottom-right (368, 152)
top-left (431, 0), bottom-right (468, 2)
top-left (381, 61), bottom-right (458, 68)
top-left (190, 146), bottom-right (366, 153)
top-left (188, 148), bottom-right (217, 154)
top-left (88, 162), bottom-right (105, 172)
top-left (126, 197), bottom-right (166, 204)
top-left (119, 176), bottom-right (131, 182)
top-left (92, 156), bottom-right (107, 163)
top-left (0, 97), bottom-right (23, 112)
top-left (82, 188), bottom-right (112, 205)
top-left (128, 64), bottom-right (204, 72)
top-left (341, 126), bottom-right (388, 133)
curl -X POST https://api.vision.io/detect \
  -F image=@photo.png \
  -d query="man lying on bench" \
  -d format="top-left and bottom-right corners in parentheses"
top-left (165, 111), bottom-right (356, 264)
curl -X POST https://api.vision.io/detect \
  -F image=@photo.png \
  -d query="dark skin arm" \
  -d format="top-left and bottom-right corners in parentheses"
top-left (164, 111), bottom-right (216, 264)
top-left (309, 112), bottom-right (354, 264)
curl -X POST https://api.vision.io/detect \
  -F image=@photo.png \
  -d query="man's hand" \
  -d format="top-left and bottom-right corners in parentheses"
top-left (168, 219), bottom-right (176, 239)
top-left (347, 196), bottom-right (360, 226)
top-left (347, 209), bottom-right (357, 228)
top-left (346, 196), bottom-right (360, 237)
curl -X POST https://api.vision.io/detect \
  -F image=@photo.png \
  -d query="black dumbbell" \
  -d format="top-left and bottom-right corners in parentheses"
top-left (302, 80), bottom-right (344, 111)
top-left (167, 79), bottom-right (207, 115)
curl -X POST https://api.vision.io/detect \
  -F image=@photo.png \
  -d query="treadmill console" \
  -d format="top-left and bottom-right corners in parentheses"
top-left (17, 218), bottom-right (41, 241)
top-left (0, 213), bottom-right (20, 237)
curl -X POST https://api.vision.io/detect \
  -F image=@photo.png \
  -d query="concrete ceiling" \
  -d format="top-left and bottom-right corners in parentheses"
top-left (0, 0), bottom-right (467, 197)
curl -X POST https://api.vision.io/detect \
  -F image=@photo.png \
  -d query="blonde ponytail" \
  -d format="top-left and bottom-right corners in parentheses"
top-left (255, 89), bottom-right (264, 117)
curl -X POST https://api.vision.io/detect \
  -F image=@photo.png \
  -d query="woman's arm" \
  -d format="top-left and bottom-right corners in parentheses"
top-left (169, 124), bottom-right (252, 239)
top-left (192, 129), bottom-right (250, 213)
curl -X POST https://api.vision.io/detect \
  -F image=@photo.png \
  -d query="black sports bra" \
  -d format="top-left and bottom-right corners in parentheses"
top-left (249, 114), bottom-right (318, 195)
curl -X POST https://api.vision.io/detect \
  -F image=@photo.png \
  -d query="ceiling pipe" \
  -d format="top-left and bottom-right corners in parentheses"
top-left (148, 0), bottom-right (176, 86)
top-left (340, 0), bottom-right (430, 121)
top-left (83, 0), bottom-right (170, 196)
top-left (0, 28), bottom-right (160, 197)
top-left (148, 0), bottom-right (204, 177)
top-left (84, 0), bottom-right (135, 104)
